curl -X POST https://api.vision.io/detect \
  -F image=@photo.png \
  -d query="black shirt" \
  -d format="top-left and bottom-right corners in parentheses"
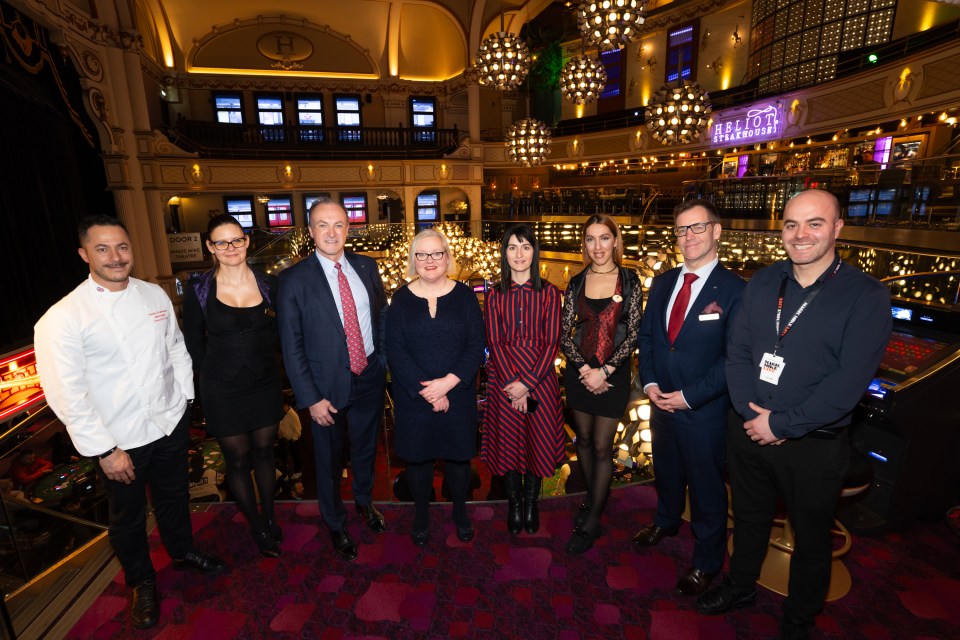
top-left (726, 255), bottom-right (891, 439)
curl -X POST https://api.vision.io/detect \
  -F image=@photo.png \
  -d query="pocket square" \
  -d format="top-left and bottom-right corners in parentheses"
top-left (703, 301), bottom-right (723, 315)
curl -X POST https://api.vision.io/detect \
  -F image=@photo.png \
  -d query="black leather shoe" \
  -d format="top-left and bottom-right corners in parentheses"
top-left (252, 529), bottom-right (280, 558)
top-left (130, 578), bottom-right (159, 629)
top-left (564, 525), bottom-right (602, 555)
top-left (631, 523), bottom-right (679, 547)
top-left (455, 523), bottom-right (475, 542)
top-left (411, 529), bottom-right (429, 547)
top-left (779, 616), bottom-right (814, 640)
top-left (674, 567), bottom-right (717, 596)
top-left (266, 519), bottom-right (283, 541)
top-left (356, 504), bottom-right (387, 533)
top-left (172, 549), bottom-right (227, 575)
top-left (330, 528), bottom-right (358, 561)
top-left (696, 577), bottom-right (757, 615)
top-left (573, 502), bottom-right (591, 529)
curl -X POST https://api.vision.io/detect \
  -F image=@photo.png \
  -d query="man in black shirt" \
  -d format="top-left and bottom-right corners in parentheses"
top-left (696, 189), bottom-right (891, 640)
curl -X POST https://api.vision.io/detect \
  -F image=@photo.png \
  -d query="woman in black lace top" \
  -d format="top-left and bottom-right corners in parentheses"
top-left (560, 214), bottom-right (643, 554)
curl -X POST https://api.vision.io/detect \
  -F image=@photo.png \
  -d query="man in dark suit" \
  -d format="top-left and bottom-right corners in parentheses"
top-left (278, 198), bottom-right (388, 561)
top-left (632, 199), bottom-right (745, 596)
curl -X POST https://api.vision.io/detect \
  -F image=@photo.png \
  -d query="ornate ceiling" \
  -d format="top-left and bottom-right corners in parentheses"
top-left (133, 0), bottom-right (557, 82)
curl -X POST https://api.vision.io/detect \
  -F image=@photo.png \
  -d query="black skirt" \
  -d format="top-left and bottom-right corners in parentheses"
top-left (564, 359), bottom-right (630, 420)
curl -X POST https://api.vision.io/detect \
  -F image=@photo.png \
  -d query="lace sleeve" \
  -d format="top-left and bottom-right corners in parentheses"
top-left (604, 276), bottom-right (643, 371)
top-left (559, 287), bottom-right (586, 369)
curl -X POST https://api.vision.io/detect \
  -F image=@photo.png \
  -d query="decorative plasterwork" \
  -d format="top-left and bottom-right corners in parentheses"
top-left (187, 16), bottom-right (379, 78)
top-left (640, 0), bottom-right (740, 36)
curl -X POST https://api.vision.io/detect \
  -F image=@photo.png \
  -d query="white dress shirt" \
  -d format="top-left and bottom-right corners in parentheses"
top-left (315, 251), bottom-right (374, 356)
top-left (34, 276), bottom-right (194, 457)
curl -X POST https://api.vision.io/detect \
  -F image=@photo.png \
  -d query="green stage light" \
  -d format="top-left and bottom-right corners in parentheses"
top-left (867, 53), bottom-right (879, 63)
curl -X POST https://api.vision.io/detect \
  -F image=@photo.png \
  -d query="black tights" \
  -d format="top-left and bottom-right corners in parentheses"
top-left (218, 424), bottom-right (278, 532)
top-left (571, 409), bottom-right (619, 532)
top-left (406, 460), bottom-right (471, 531)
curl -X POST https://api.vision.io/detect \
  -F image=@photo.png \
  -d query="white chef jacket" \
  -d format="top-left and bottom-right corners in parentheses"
top-left (34, 276), bottom-right (194, 457)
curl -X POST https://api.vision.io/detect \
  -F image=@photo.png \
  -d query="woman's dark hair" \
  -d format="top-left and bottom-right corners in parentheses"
top-left (498, 224), bottom-right (542, 293)
top-left (207, 213), bottom-right (244, 235)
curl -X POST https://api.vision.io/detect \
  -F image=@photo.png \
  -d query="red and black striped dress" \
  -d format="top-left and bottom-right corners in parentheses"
top-left (481, 280), bottom-right (565, 478)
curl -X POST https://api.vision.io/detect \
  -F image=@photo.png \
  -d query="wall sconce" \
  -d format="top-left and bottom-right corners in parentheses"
top-left (256, 194), bottom-right (271, 205)
top-left (709, 57), bottom-right (723, 75)
top-left (439, 163), bottom-right (448, 179)
top-left (641, 55), bottom-right (657, 72)
top-left (367, 164), bottom-right (374, 175)
top-left (283, 164), bottom-right (294, 180)
top-left (732, 25), bottom-right (742, 48)
top-left (700, 30), bottom-right (711, 52)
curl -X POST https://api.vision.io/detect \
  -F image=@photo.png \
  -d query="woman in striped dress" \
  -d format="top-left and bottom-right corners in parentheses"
top-left (481, 225), bottom-right (565, 536)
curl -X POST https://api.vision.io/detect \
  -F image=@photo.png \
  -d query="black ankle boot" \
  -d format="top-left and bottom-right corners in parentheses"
top-left (522, 474), bottom-right (541, 534)
top-left (503, 471), bottom-right (523, 535)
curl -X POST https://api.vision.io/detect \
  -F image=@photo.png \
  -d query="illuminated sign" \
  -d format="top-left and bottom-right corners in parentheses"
top-left (711, 103), bottom-right (783, 146)
top-left (0, 348), bottom-right (45, 422)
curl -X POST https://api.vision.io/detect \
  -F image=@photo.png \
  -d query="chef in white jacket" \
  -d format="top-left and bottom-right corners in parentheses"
top-left (34, 215), bottom-right (227, 630)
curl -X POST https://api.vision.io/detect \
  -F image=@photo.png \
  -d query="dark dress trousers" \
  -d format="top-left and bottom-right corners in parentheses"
top-left (638, 264), bottom-right (745, 574)
top-left (277, 252), bottom-right (387, 531)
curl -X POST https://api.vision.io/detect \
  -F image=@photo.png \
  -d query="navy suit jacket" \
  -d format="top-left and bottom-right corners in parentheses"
top-left (638, 264), bottom-right (745, 428)
top-left (277, 251), bottom-right (386, 410)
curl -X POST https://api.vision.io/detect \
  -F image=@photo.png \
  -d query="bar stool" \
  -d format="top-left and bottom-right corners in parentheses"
top-left (727, 448), bottom-right (874, 601)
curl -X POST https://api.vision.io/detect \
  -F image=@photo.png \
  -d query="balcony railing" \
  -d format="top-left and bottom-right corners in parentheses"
top-left (167, 120), bottom-right (464, 160)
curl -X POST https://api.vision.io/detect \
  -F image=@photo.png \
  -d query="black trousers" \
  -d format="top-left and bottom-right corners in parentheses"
top-left (727, 421), bottom-right (849, 624)
top-left (99, 409), bottom-right (193, 586)
top-left (310, 357), bottom-right (385, 531)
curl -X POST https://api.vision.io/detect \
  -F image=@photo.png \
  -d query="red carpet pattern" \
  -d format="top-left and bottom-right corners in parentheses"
top-left (68, 485), bottom-right (960, 639)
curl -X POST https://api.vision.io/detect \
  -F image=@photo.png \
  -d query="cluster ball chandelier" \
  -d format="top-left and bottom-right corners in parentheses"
top-left (475, 11), bottom-right (531, 91)
top-left (505, 118), bottom-right (552, 167)
top-left (577, 1), bottom-right (648, 50)
top-left (560, 54), bottom-right (607, 105)
top-left (645, 80), bottom-right (712, 146)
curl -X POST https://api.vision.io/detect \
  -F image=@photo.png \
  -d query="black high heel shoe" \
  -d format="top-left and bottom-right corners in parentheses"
top-left (266, 519), bottom-right (283, 541)
top-left (564, 524), bottom-right (602, 555)
top-left (252, 529), bottom-right (280, 558)
top-left (573, 502), bottom-right (591, 529)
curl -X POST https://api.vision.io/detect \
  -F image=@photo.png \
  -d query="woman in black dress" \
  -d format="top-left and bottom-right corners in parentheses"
top-left (560, 214), bottom-right (643, 554)
top-left (386, 229), bottom-right (485, 546)
top-left (183, 214), bottom-right (284, 558)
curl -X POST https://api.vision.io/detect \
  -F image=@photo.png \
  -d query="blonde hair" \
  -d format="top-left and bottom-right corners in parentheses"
top-left (406, 229), bottom-right (456, 277)
top-left (581, 214), bottom-right (623, 266)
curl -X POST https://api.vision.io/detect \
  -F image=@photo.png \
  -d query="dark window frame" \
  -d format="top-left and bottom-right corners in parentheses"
top-left (296, 94), bottom-right (325, 143)
top-left (416, 190), bottom-right (440, 222)
top-left (340, 192), bottom-right (368, 224)
top-left (213, 92), bottom-right (244, 124)
top-left (334, 94), bottom-right (362, 143)
top-left (410, 96), bottom-right (437, 143)
top-left (666, 22), bottom-right (699, 83)
top-left (223, 196), bottom-right (255, 229)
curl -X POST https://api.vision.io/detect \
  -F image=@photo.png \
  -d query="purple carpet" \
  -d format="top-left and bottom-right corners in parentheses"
top-left (69, 485), bottom-right (960, 639)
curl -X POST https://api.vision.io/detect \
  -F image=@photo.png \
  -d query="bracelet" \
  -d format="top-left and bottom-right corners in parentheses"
top-left (601, 365), bottom-right (611, 378)
top-left (98, 446), bottom-right (118, 459)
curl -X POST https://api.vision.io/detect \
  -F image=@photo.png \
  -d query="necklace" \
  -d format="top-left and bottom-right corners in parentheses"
top-left (589, 264), bottom-right (618, 274)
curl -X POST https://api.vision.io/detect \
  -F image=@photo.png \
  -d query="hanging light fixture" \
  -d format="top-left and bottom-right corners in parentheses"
top-left (256, 194), bottom-right (271, 205)
top-left (505, 118), bottom-right (551, 167)
top-left (560, 42), bottom-right (607, 105)
top-left (645, 56), bottom-right (712, 146)
top-left (475, 7), bottom-right (531, 91)
top-left (577, 1), bottom-right (647, 50)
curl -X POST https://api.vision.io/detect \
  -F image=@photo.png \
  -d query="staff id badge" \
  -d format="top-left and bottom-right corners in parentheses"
top-left (759, 352), bottom-right (785, 385)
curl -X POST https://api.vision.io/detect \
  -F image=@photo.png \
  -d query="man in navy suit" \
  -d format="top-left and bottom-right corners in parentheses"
top-left (632, 199), bottom-right (745, 596)
top-left (278, 198), bottom-right (387, 561)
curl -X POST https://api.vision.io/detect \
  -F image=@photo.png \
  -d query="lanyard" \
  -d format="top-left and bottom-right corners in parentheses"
top-left (773, 258), bottom-right (841, 353)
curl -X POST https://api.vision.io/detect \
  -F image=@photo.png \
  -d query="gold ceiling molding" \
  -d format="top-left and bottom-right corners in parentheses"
top-left (640, 0), bottom-right (740, 35)
top-left (188, 16), bottom-right (379, 78)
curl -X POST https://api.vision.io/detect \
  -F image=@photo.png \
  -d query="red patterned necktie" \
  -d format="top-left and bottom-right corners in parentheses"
top-left (335, 263), bottom-right (367, 375)
top-left (667, 272), bottom-right (699, 344)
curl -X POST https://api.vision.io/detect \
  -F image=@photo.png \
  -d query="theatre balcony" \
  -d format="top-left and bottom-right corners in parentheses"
top-left (168, 120), bottom-right (465, 161)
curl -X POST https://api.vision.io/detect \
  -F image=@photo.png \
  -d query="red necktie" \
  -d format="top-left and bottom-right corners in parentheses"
top-left (667, 273), bottom-right (699, 344)
top-left (335, 263), bottom-right (367, 375)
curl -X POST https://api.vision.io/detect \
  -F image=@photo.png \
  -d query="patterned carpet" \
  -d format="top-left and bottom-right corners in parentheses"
top-left (68, 484), bottom-right (960, 639)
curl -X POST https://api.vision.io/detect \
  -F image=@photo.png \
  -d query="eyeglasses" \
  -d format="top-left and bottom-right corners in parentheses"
top-left (672, 221), bottom-right (716, 237)
top-left (210, 237), bottom-right (248, 251)
top-left (414, 251), bottom-right (445, 262)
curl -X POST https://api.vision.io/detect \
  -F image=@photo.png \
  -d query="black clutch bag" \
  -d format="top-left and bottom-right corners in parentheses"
top-left (526, 397), bottom-right (539, 413)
